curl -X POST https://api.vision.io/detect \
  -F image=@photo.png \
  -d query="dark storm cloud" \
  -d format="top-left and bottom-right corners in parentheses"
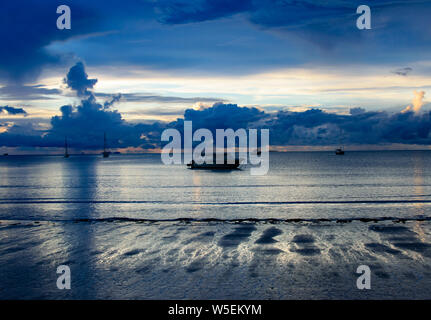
top-left (42, 63), bottom-right (164, 149)
top-left (0, 1), bottom-right (102, 83)
top-left (2, 0), bottom-right (431, 83)
top-left (46, 93), bottom-right (162, 149)
top-left (64, 62), bottom-right (98, 96)
top-left (182, 102), bottom-right (267, 130)
top-left (3, 100), bottom-right (431, 149)
top-left (0, 0), bottom-right (156, 83)
top-left (168, 104), bottom-right (431, 147)
top-left (268, 108), bottom-right (431, 146)
top-left (0, 62), bottom-right (163, 149)
top-left (2, 62), bottom-right (431, 150)
top-left (0, 106), bottom-right (27, 115)
top-left (155, 0), bottom-right (354, 48)
top-left (156, 0), bottom-right (431, 51)
top-left (0, 133), bottom-right (45, 148)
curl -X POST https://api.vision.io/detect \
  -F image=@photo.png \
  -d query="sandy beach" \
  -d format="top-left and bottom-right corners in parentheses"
top-left (1, 218), bottom-right (431, 299)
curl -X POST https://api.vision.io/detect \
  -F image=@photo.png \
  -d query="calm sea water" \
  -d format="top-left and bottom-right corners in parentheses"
top-left (2, 151), bottom-right (431, 299)
top-left (1, 151), bottom-right (431, 222)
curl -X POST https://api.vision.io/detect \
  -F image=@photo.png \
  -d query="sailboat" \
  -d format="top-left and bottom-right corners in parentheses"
top-left (64, 136), bottom-right (70, 158)
top-left (335, 128), bottom-right (345, 155)
top-left (335, 147), bottom-right (344, 155)
top-left (102, 132), bottom-right (111, 158)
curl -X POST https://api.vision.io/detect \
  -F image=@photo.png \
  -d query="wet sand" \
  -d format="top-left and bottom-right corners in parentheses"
top-left (1, 219), bottom-right (431, 299)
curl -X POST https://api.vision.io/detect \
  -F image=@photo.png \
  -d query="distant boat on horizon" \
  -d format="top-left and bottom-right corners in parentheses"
top-left (3, 153), bottom-right (8, 156)
top-left (64, 137), bottom-right (70, 158)
top-left (335, 128), bottom-right (345, 155)
top-left (335, 147), bottom-right (345, 155)
top-left (102, 132), bottom-right (111, 158)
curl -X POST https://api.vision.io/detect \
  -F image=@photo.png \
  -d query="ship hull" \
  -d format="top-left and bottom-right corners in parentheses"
top-left (187, 163), bottom-right (240, 170)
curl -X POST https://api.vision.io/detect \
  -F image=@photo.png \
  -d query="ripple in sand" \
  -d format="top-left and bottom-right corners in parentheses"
top-left (255, 227), bottom-right (282, 244)
top-left (218, 225), bottom-right (256, 248)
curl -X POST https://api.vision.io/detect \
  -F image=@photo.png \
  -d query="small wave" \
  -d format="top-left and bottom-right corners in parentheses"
top-left (3, 184), bottom-right (431, 190)
top-left (1, 199), bottom-right (431, 205)
top-left (1, 216), bottom-right (431, 224)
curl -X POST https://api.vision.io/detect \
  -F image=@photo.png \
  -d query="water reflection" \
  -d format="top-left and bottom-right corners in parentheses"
top-left (412, 153), bottom-right (426, 242)
top-left (191, 171), bottom-right (203, 214)
top-left (56, 156), bottom-right (99, 298)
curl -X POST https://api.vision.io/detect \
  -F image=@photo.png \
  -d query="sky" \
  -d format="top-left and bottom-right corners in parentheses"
top-left (1, 0), bottom-right (431, 153)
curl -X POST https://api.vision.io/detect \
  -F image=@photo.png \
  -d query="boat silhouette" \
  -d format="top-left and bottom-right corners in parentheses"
top-left (64, 136), bottom-right (70, 158)
top-left (187, 152), bottom-right (242, 170)
top-left (335, 128), bottom-right (345, 155)
top-left (335, 148), bottom-right (344, 155)
top-left (102, 132), bottom-right (111, 158)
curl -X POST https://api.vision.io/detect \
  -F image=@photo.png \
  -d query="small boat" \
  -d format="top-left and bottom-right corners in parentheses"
top-left (335, 148), bottom-right (345, 155)
top-left (102, 132), bottom-right (111, 158)
top-left (3, 153), bottom-right (8, 156)
top-left (335, 128), bottom-right (345, 155)
top-left (64, 137), bottom-right (70, 158)
top-left (187, 153), bottom-right (242, 170)
top-left (256, 147), bottom-right (262, 156)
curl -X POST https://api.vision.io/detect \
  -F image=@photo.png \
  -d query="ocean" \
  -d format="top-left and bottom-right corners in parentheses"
top-left (1, 151), bottom-right (431, 299)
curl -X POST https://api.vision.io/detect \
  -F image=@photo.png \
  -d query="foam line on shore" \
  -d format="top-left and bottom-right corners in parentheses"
top-left (1, 216), bottom-right (431, 224)
top-left (2, 199), bottom-right (431, 205)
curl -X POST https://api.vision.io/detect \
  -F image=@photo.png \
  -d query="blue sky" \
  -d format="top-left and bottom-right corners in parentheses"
top-left (1, 0), bottom-right (431, 152)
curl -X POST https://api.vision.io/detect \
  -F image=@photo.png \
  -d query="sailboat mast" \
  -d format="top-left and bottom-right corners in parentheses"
top-left (104, 132), bottom-right (106, 152)
top-left (64, 136), bottom-right (69, 157)
top-left (339, 127), bottom-right (343, 149)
